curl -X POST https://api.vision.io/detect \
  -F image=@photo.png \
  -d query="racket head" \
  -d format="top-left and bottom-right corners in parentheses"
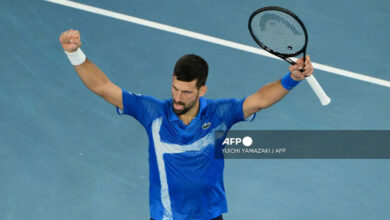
top-left (248, 6), bottom-right (308, 60)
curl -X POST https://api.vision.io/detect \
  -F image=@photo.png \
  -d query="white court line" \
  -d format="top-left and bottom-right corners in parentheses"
top-left (46, 0), bottom-right (390, 88)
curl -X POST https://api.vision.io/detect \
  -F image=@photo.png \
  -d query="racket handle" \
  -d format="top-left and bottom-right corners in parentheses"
top-left (305, 75), bottom-right (331, 105)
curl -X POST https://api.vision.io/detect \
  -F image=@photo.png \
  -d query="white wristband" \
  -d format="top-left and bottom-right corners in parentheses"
top-left (65, 48), bottom-right (86, 66)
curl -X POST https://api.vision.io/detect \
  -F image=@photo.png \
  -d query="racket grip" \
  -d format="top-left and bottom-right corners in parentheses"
top-left (305, 75), bottom-right (331, 105)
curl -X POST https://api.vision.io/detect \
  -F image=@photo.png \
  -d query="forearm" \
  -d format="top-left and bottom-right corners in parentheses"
top-left (256, 79), bottom-right (289, 108)
top-left (60, 29), bottom-right (123, 109)
top-left (256, 71), bottom-right (302, 108)
top-left (73, 58), bottom-right (110, 96)
top-left (256, 56), bottom-right (312, 108)
top-left (243, 57), bottom-right (313, 118)
top-left (243, 73), bottom-right (301, 118)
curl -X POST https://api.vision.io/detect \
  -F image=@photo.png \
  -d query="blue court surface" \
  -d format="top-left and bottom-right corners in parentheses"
top-left (1, 0), bottom-right (390, 219)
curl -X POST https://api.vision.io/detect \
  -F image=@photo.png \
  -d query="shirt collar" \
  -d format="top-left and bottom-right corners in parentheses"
top-left (169, 97), bottom-right (207, 122)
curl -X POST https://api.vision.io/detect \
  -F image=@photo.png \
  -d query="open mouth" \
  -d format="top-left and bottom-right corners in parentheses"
top-left (173, 102), bottom-right (184, 110)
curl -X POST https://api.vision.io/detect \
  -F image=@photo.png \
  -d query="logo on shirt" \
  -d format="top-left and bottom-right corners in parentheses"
top-left (202, 122), bottom-right (211, 130)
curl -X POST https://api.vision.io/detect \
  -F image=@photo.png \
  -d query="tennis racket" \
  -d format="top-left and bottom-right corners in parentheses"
top-left (249, 6), bottom-right (331, 106)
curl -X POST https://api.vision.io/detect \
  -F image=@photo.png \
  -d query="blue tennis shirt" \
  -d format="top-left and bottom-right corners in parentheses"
top-left (117, 89), bottom-right (255, 220)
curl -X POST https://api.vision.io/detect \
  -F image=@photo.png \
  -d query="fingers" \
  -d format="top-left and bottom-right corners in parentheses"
top-left (60, 29), bottom-right (80, 43)
top-left (59, 29), bottom-right (82, 52)
top-left (289, 55), bottom-right (313, 80)
top-left (302, 57), bottom-right (313, 77)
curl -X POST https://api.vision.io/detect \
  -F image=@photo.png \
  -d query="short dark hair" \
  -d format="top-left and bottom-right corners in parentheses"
top-left (173, 54), bottom-right (208, 88)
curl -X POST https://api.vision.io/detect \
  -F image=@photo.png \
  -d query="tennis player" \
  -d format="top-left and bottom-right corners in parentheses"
top-left (60, 29), bottom-right (313, 220)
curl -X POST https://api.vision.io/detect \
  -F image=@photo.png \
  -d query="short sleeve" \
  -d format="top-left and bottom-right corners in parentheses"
top-left (215, 98), bottom-right (256, 128)
top-left (116, 89), bottom-right (163, 127)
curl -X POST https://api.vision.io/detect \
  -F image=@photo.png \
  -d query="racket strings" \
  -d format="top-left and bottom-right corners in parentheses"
top-left (250, 11), bottom-right (306, 56)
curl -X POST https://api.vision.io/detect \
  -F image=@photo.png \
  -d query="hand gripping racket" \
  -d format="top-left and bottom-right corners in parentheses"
top-left (249, 6), bottom-right (331, 105)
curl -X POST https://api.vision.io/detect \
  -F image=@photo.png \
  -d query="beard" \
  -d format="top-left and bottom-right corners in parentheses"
top-left (172, 96), bottom-right (198, 116)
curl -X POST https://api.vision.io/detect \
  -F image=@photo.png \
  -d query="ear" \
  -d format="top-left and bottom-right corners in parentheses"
top-left (198, 85), bottom-right (208, 97)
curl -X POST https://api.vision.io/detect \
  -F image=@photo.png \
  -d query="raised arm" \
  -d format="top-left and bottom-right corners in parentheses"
top-left (243, 56), bottom-right (313, 119)
top-left (59, 29), bottom-right (123, 110)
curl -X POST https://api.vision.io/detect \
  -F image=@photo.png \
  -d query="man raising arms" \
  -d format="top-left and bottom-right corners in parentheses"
top-left (60, 29), bottom-right (313, 220)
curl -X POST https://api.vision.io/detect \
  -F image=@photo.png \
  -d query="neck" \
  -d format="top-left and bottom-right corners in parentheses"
top-left (178, 100), bottom-right (200, 125)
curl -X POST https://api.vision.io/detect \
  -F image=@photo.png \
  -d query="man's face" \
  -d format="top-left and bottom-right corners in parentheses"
top-left (171, 76), bottom-right (202, 115)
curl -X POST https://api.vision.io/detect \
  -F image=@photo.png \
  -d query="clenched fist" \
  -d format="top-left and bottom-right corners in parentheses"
top-left (59, 29), bottom-right (82, 53)
top-left (289, 55), bottom-right (313, 81)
